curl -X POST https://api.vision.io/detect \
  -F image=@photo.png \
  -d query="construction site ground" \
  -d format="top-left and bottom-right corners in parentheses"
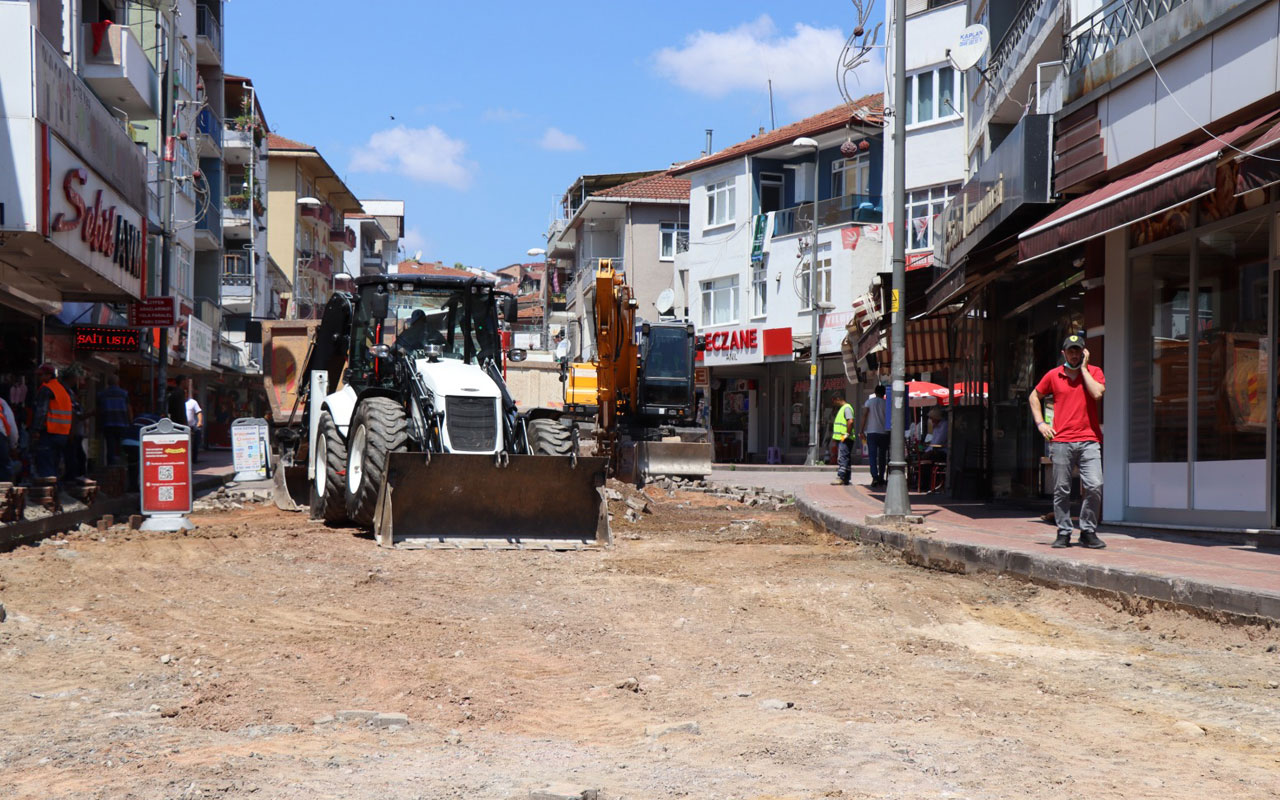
top-left (2, 481), bottom-right (1279, 800)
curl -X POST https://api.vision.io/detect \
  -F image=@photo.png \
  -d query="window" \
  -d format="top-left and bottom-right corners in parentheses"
top-left (906, 183), bottom-right (959, 251)
top-left (751, 258), bottom-right (768, 317)
top-left (176, 43), bottom-right (196, 97)
top-left (759, 172), bottom-right (784, 214)
top-left (905, 66), bottom-right (964, 126)
top-left (176, 243), bottom-right (193, 299)
top-left (800, 247), bottom-right (833, 310)
top-left (701, 275), bottom-right (739, 326)
top-left (176, 142), bottom-right (196, 201)
top-left (706, 179), bottom-right (736, 228)
top-left (832, 155), bottom-right (871, 200)
top-left (659, 222), bottom-right (689, 260)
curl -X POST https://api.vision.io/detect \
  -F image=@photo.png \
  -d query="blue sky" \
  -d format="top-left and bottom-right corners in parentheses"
top-left (225, 1), bottom-right (884, 270)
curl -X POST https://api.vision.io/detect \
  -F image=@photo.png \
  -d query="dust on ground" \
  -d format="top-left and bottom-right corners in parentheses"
top-left (1, 485), bottom-right (1279, 800)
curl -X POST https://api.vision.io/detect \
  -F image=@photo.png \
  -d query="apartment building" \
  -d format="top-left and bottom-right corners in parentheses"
top-left (932, 0), bottom-right (1280, 529)
top-left (265, 133), bottom-right (361, 320)
top-left (345, 199), bottom-right (405, 277)
top-left (671, 98), bottom-right (885, 463)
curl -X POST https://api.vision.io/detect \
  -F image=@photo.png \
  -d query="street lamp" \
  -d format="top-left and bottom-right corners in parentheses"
top-left (528, 247), bottom-right (549, 350)
top-left (792, 136), bottom-right (822, 466)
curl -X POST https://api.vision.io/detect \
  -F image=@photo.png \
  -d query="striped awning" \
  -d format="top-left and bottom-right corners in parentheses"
top-left (853, 313), bottom-right (955, 372)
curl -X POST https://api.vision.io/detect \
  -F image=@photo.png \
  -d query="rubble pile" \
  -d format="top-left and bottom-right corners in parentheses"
top-left (646, 476), bottom-right (794, 509)
top-left (192, 485), bottom-right (274, 513)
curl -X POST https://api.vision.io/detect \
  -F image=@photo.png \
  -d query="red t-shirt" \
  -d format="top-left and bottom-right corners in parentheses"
top-left (1034, 364), bottom-right (1105, 442)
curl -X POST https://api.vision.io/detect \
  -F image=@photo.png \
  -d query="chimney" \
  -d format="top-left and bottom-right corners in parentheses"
top-left (759, 126), bottom-right (765, 136)
top-left (705, 129), bottom-right (713, 155)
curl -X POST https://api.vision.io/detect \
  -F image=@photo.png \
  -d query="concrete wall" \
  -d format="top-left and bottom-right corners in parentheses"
top-left (266, 158), bottom-right (297, 285)
top-left (624, 204), bottom-right (680, 323)
top-left (504, 362), bottom-right (566, 411)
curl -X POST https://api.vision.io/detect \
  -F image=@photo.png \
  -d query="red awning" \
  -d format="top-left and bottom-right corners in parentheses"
top-left (1018, 112), bottom-right (1277, 263)
top-left (1236, 117), bottom-right (1280, 195)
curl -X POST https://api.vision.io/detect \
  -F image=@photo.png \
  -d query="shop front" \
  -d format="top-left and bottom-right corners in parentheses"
top-left (701, 325), bottom-right (793, 463)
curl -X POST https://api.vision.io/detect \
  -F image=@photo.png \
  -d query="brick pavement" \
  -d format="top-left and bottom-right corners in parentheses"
top-left (709, 470), bottom-right (1280, 623)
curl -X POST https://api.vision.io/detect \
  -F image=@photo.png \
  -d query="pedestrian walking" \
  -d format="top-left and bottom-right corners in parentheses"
top-left (97, 374), bottom-right (132, 466)
top-left (1029, 334), bottom-right (1106, 549)
top-left (829, 393), bottom-right (855, 486)
top-left (30, 364), bottom-right (72, 480)
top-left (185, 390), bottom-right (204, 464)
top-left (858, 384), bottom-right (888, 488)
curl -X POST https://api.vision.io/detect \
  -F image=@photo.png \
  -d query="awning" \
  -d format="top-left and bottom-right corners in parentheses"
top-left (853, 314), bottom-right (953, 372)
top-left (1018, 111), bottom-right (1277, 264)
top-left (1237, 117), bottom-right (1280, 194)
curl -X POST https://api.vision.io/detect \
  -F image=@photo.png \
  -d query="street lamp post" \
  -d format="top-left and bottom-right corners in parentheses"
top-left (792, 137), bottom-right (822, 466)
top-left (882, 0), bottom-right (914, 519)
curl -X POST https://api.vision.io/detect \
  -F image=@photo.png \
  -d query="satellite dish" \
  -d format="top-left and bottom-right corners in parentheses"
top-left (949, 24), bottom-right (990, 72)
top-left (655, 288), bottom-right (675, 315)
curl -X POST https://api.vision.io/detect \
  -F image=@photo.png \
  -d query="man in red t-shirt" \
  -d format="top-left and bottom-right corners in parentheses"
top-left (1029, 334), bottom-right (1106, 549)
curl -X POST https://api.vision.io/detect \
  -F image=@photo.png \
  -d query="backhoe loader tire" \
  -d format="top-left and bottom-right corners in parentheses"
top-left (310, 410), bottom-right (348, 524)
top-left (344, 397), bottom-right (409, 527)
top-left (527, 418), bottom-right (574, 456)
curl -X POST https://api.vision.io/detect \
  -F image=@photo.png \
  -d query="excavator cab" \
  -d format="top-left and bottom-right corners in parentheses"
top-left (637, 322), bottom-right (698, 427)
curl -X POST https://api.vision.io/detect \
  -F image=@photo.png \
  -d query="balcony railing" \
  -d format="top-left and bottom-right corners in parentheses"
top-left (1064, 0), bottom-right (1188, 73)
top-left (773, 194), bottom-right (883, 236)
top-left (196, 108), bottom-right (222, 150)
top-left (987, 0), bottom-right (1056, 92)
top-left (196, 3), bottom-right (222, 62)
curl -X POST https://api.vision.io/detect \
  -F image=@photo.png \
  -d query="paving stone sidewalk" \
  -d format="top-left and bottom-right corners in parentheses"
top-left (711, 470), bottom-right (1280, 623)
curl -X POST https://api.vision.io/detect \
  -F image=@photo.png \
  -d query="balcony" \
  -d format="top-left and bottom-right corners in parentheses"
top-left (195, 3), bottom-right (223, 66)
top-left (80, 23), bottom-right (158, 118)
top-left (196, 108), bottom-right (221, 158)
top-left (773, 194), bottom-right (883, 237)
top-left (329, 226), bottom-right (356, 250)
top-left (969, 0), bottom-right (1067, 143)
top-left (1064, 0), bottom-right (1188, 73)
top-left (221, 253), bottom-right (253, 311)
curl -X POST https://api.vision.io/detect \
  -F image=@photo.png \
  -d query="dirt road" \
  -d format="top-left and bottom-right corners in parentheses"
top-left (1, 487), bottom-right (1278, 799)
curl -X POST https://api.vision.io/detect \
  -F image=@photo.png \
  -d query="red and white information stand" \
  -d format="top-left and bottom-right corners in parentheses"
top-left (139, 418), bottom-right (195, 531)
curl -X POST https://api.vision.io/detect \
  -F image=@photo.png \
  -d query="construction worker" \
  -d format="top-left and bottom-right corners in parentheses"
top-left (31, 364), bottom-right (73, 479)
top-left (829, 393), bottom-right (855, 486)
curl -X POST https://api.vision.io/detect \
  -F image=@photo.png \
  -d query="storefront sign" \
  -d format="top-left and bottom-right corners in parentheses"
top-left (129, 296), bottom-right (176, 327)
top-left (937, 114), bottom-right (1052, 266)
top-left (45, 135), bottom-right (146, 299)
top-left (139, 419), bottom-right (193, 530)
top-left (186, 315), bottom-right (213, 369)
top-left (231, 417), bottom-right (271, 481)
top-left (702, 326), bottom-right (792, 366)
top-left (74, 325), bottom-right (141, 352)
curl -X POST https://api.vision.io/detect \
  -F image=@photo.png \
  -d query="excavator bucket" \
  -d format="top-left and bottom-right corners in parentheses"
top-left (617, 441), bottom-right (714, 485)
top-left (274, 464), bottom-right (309, 512)
top-left (372, 452), bottom-right (611, 549)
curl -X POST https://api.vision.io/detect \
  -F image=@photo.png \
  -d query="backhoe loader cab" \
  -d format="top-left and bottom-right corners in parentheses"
top-left (636, 322), bottom-right (698, 426)
top-left (273, 273), bottom-right (609, 549)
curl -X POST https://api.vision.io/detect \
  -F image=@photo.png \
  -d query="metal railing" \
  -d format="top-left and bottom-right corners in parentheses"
top-left (773, 194), bottom-right (883, 236)
top-left (1064, 0), bottom-right (1187, 73)
top-left (987, 0), bottom-right (1058, 92)
top-left (195, 3), bottom-right (222, 60)
top-left (196, 108), bottom-right (221, 149)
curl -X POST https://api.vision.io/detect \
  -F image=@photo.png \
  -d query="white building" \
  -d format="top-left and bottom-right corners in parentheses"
top-left (345, 199), bottom-right (405, 276)
top-left (672, 100), bottom-right (886, 464)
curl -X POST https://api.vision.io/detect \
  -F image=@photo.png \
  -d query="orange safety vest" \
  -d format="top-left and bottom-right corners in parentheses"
top-left (43, 379), bottom-right (73, 435)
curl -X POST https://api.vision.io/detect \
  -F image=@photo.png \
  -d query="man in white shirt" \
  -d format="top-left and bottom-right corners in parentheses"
top-left (185, 391), bottom-right (204, 464)
top-left (857, 384), bottom-right (888, 488)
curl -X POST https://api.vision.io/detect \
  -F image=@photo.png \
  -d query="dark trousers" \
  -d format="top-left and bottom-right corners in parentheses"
top-left (64, 434), bottom-right (86, 480)
top-left (191, 428), bottom-right (202, 463)
top-left (34, 432), bottom-right (67, 479)
top-left (0, 432), bottom-right (10, 482)
top-left (865, 432), bottom-right (889, 483)
top-left (836, 438), bottom-right (853, 483)
top-left (104, 427), bottom-right (127, 466)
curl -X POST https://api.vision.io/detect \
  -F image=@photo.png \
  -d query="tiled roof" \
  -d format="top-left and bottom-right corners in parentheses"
top-left (593, 171), bottom-right (690, 202)
top-left (266, 133), bottom-right (314, 151)
top-left (395, 260), bottom-right (496, 282)
top-left (671, 94), bottom-right (884, 175)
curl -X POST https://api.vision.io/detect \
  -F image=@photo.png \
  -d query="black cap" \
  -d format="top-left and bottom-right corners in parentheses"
top-left (1061, 333), bottom-right (1085, 350)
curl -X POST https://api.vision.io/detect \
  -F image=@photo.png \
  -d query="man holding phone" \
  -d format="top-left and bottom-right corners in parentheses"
top-left (1028, 334), bottom-right (1106, 549)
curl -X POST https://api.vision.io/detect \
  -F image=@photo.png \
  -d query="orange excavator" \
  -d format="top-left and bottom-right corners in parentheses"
top-left (563, 258), bottom-right (712, 484)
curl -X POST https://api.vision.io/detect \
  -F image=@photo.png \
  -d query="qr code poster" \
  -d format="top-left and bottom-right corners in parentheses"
top-left (159, 486), bottom-right (174, 502)
top-left (141, 430), bottom-right (191, 514)
top-left (159, 465), bottom-right (174, 481)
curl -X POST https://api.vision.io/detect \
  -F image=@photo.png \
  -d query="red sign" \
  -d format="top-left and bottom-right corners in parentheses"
top-left (129, 296), bottom-right (177, 327)
top-left (702, 326), bottom-right (793, 366)
top-left (74, 325), bottom-right (141, 352)
top-left (705, 328), bottom-right (758, 352)
top-left (51, 167), bottom-right (146, 279)
top-left (141, 431), bottom-right (192, 514)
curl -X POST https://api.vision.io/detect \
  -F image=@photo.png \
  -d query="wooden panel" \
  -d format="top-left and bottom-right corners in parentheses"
top-left (1056, 118), bottom-right (1102, 155)
top-left (1055, 153), bottom-right (1108, 195)
top-left (1056, 137), bottom-right (1105, 174)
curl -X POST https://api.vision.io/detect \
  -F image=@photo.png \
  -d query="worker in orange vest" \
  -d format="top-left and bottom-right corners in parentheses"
top-left (31, 364), bottom-right (73, 479)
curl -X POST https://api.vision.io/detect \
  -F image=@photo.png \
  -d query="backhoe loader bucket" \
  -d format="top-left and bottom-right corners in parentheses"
top-left (617, 441), bottom-right (714, 485)
top-left (273, 464), bottom-right (309, 512)
top-left (372, 452), bottom-right (611, 549)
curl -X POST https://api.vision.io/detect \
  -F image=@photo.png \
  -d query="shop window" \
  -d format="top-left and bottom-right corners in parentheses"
top-left (701, 275), bottom-right (739, 326)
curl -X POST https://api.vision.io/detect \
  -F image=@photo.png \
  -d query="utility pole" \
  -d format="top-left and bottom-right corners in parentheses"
top-left (156, 9), bottom-right (175, 417)
top-left (880, 0), bottom-right (914, 520)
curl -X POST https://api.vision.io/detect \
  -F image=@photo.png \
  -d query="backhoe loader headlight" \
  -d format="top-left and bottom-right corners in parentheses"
top-left (369, 344), bottom-right (391, 359)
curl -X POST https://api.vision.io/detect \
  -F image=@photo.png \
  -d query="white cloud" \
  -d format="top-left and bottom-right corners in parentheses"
top-left (349, 125), bottom-right (473, 189)
top-left (539, 127), bottom-right (585, 152)
top-left (483, 107), bottom-right (526, 122)
top-left (654, 15), bottom-right (873, 114)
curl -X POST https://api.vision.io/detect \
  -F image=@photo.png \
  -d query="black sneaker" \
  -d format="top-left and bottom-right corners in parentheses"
top-left (1078, 531), bottom-right (1107, 549)
top-left (1052, 533), bottom-right (1071, 548)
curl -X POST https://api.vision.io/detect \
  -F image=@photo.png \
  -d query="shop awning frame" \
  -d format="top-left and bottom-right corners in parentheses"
top-left (1018, 112), bottom-right (1278, 264)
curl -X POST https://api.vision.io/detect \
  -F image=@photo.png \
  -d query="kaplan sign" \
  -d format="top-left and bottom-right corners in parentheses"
top-left (46, 135), bottom-right (146, 299)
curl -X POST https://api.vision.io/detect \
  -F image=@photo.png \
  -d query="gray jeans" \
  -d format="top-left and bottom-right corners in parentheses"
top-left (1051, 441), bottom-right (1102, 535)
